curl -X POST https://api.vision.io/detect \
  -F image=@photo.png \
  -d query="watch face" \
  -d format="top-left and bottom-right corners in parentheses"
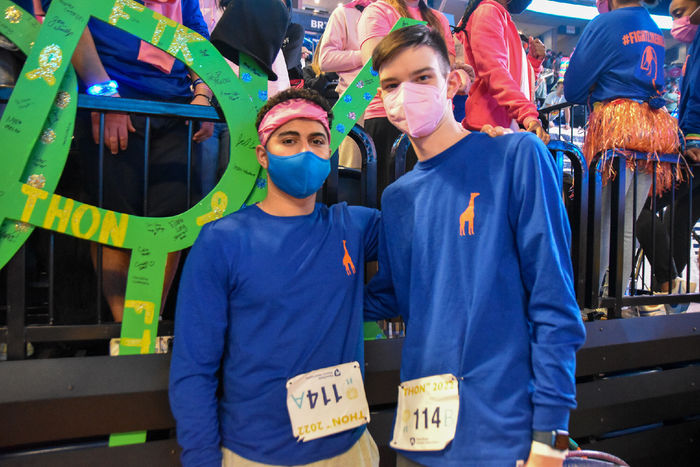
top-left (554, 434), bottom-right (569, 450)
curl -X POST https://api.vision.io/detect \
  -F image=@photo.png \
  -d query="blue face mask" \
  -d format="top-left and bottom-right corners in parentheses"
top-left (266, 150), bottom-right (331, 198)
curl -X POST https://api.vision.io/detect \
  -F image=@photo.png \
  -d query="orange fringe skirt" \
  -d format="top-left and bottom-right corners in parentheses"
top-left (583, 99), bottom-right (685, 195)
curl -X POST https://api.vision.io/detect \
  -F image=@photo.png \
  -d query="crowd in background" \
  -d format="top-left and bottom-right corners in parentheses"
top-left (1, 0), bottom-right (698, 325)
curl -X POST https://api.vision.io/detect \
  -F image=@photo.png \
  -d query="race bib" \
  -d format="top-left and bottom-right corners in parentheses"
top-left (286, 361), bottom-right (369, 442)
top-left (390, 374), bottom-right (459, 451)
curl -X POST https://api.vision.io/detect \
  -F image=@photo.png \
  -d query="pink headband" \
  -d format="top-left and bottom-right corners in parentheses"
top-left (258, 99), bottom-right (330, 147)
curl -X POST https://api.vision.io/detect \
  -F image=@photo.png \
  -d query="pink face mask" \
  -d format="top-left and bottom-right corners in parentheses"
top-left (671, 13), bottom-right (699, 43)
top-left (596, 0), bottom-right (609, 14)
top-left (381, 81), bottom-right (449, 138)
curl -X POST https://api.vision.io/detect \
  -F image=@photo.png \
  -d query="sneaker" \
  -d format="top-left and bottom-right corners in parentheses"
top-left (637, 303), bottom-right (667, 317)
top-left (665, 281), bottom-right (696, 314)
top-left (629, 291), bottom-right (667, 317)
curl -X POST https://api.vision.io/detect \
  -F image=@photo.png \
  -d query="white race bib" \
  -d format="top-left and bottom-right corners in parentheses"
top-left (390, 374), bottom-right (459, 451)
top-left (286, 361), bottom-right (370, 442)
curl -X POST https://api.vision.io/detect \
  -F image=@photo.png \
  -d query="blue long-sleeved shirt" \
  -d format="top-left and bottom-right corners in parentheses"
top-left (679, 31), bottom-right (700, 136)
top-left (565, 7), bottom-right (665, 105)
top-left (365, 132), bottom-right (586, 466)
top-left (41, 0), bottom-right (208, 99)
top-left (170, 203), bottom-right (380, 466)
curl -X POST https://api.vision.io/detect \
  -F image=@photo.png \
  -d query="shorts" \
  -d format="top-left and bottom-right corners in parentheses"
top-left (75, 111), bottom-right (193, 217)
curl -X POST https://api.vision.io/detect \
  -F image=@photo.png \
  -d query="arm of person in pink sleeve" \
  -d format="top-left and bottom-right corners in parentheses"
top-left (468, 4), bottom-right (539, 126)
top-left (319, 9), bottom-right (363, 73)
top-left (527, 36), bottom-right (545, 77)
top-left (528, 54), bottom-right (543, 77)
top-left (358, 3), bottom-right (395, 62)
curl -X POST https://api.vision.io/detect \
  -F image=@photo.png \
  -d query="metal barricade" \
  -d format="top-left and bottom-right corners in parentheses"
top-left (0, 88), bottom-right (218, 360)
top-left (587, 150), bottom-right (700, 317)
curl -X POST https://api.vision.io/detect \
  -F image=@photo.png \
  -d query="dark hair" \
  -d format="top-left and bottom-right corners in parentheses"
top-left (255, 87), bottom-right (333, 132)
top-left (454, 0), bottom-right (483, 33)
top-left (372, 24), bottom-right (450, 75)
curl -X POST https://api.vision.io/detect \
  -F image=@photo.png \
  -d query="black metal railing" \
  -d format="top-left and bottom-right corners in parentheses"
top-left (0, 87), bottom-right (377, 360)
top-left (540, 101), bottom-right (588, 148)
top-left (587, 151), bottom-right (700, 317)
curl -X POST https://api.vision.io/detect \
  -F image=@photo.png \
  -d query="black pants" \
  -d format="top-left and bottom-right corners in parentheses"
top-left (635, 179), bottom-right (700, 284)
top-left (76, 112), bottom-right (193, 217)
top-left (363, 117), bottom-right (416, 206)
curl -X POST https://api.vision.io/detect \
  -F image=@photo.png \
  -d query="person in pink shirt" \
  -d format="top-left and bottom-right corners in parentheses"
top-left (454, 0), bottom-right (550, 144)
top-left (319, 0), bottom-right (377, 168)
top-left (359, 0), bottom-right (456, 200)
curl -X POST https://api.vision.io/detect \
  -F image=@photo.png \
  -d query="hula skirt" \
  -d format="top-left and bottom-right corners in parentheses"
top-left (583, 99), bottom-right (685, 195)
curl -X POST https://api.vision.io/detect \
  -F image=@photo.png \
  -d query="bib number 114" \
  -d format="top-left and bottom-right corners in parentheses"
top-left (391, 374), bottom-right (459, 451)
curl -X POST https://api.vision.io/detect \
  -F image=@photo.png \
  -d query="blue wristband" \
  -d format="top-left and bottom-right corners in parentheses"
top-left (87, 80), bottom-right (119, 97)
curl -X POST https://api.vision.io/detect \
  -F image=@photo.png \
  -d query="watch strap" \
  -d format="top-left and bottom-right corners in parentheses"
top-left (532, 430), bottom-right (569, 451)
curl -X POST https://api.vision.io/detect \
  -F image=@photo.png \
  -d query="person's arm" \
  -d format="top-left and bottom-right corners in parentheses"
top-left (319, 9), bottom-right (363, 73)
top-left (563, 20), bottom-right (606, 104)
top-left (180, 0), bottom-right (214, 142)
top-left (361, 37), bottom-right (383, 64)
top-left (364, 218), bottom-right (400, 321)
top-left (358, 3), bottom-right (394, 64)
top-left (187, 69), bottom-right (214, 142)
top-left (468, 5), bottom-right (539, 126)
top-left (71, 26), bottom-right (136, 155)
top-left (355, 207), bottom-right (381, 262)
top-left (169, 225), bottom-right (230, 467)
top-left (528, 37), bottom-right (545, 77)
top-left (508, 134), bottom-right (586, 446)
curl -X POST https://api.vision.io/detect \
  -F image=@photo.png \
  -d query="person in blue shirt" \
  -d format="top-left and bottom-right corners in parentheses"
top-left (40, 0), bottom-right (214, 323)
top-left (365, 25), bottom-right (585, 467)
top-left (169, 88), bottom-right (381, 467)
top-left (564, 0), bottom-right (683, 311)
top-left (672, 0), bottom-right (700, 161)
top-left (633, 0), bottom-right (700, 309)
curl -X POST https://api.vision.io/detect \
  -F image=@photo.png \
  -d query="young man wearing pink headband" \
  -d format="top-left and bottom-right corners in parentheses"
top-left (364, 25), bottom-right (585, 467)
top-left (170, 88), bottom-right (380, 466)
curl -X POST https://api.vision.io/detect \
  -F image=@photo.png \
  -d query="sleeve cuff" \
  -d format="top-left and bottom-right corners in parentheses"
top-left (532, 404), bottom-right (571, 431)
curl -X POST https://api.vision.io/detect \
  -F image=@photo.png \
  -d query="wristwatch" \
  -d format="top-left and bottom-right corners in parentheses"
top-left (532, 430), bottom-right (569, 451)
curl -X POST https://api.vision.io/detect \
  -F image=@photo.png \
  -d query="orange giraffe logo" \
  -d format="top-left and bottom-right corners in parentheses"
top-left (459, 193), bottom-right (480, 236)
top-left (342, 240), bottom-right (356, 276)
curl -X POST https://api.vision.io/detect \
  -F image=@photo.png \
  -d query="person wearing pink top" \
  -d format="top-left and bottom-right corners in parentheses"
top-left (318, 0), bottom-right (377, 168)
top-left (454, 0), bottom-right (550, 144)
top-left (359, 0), bottom-right (456, 201)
